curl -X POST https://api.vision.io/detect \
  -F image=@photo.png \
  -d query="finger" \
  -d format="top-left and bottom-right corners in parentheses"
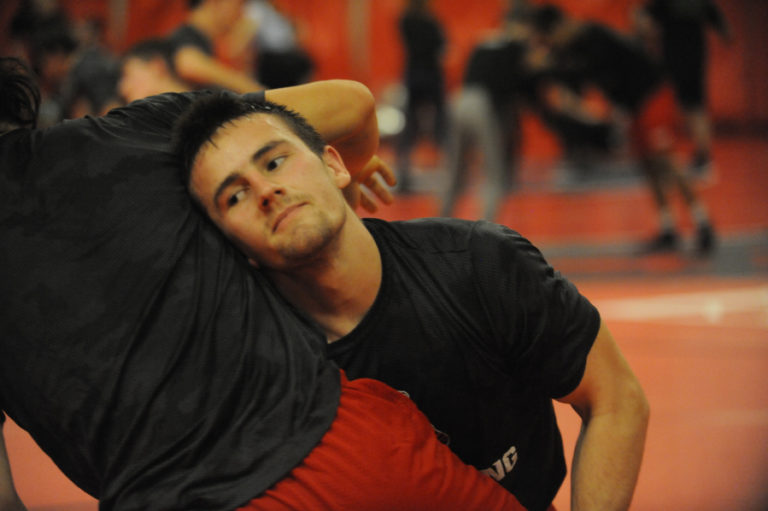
top-left (359, 190), bottom-right (378, 213)
top-left (356, 156), bottom-right (381, 183)
top-left (342, 182), bottom-right (361, 210)
top-left (364, 176), bottom-right (394, 205)
top-left (375, 159), bottom-right (398, 187)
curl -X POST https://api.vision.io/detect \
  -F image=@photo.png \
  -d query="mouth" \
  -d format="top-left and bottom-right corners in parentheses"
top-left (272, 203), bottom-right (306, 233)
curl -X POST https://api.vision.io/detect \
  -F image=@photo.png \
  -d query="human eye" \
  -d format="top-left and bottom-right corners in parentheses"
top-left (226, 188), bottom-right (247, 208)
top-left (266, 155), bottom-right (286, 172)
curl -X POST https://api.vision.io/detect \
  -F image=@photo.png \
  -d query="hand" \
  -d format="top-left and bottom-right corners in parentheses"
top-left (344, 156), bottom-right (397, 213)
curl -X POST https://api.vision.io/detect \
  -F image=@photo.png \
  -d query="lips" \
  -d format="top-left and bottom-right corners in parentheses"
top-left (272, 203), bottom-right (306, 233)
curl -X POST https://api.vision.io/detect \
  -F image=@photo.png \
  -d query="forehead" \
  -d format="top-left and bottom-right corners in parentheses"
top-left (203, 113), bottom-right (298, 159)
top-left (190, 113), bottom-right (302, 196)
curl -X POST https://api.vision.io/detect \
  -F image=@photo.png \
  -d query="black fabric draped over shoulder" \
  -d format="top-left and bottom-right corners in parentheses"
top-left (0, 92), bottom-right (339, 511)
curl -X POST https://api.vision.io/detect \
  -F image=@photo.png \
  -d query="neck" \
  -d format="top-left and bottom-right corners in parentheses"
top-left (268, 216), bottom-right (382, 343)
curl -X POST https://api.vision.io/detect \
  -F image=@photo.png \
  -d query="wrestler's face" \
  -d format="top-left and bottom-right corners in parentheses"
top-left (190, 114), bottom-right (351, 270)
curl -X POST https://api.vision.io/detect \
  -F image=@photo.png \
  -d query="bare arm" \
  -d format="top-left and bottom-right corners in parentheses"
top-left (0, 427), bottom-right (27, 511)
top-left (265, 79), bottom-right (378, 174)
top-left (557, 320), bottom-right (650, 511)
top-left (174, 46), bottom-right (264, 94)
top-left (266, 80), bottom-right (394, 211)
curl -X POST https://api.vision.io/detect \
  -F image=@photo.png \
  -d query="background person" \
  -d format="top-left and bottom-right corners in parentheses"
top-left (635, 0), bottom-right (730, 174)
top-left (395, 0), bottom-right (447, 193)
top-left (118, 37), bottom-right (193, 103)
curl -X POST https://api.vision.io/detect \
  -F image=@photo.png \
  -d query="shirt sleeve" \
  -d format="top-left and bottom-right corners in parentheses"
top-left (243, 90), bottom-right (266, 103)
top-left (469, 221), bottom-right (601, 398)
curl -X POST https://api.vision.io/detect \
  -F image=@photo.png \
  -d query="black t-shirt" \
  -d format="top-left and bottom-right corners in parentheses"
top-left (399, 9), bottom-right (445, 73)
top-left (553, 23), bottom-right (663, 112)
top-left (644, 0), bottom-right (726, 68)
top-left (0, 91), bottom-right (339, 510)
top-left (327, 218), bottom-right (600, 511)
top-left (464, 37), bottom-right (535, 105)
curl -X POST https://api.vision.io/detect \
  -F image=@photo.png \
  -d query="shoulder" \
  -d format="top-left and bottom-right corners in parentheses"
top-left (72, 91), bottom-right (215, 143)
top-left (363, 218), bottom-right (537, 261)
top-left (363, 217), bottom-right (479, 252)
top-left (0, 92), bottom-right (209, 195)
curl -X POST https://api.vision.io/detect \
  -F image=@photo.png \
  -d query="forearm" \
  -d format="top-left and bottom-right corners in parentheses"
top-left (265, 80), bottom-right (379, 176)
top-left (570, 381), bottom-right (649, 511)
top-left (174, 47), bottom-right (264, 94)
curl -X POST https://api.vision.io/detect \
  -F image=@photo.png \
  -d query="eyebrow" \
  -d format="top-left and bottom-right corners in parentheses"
top-left (212, 172), bottom-right (242, 212)
top-left (211, 139), bottom-right (285, 210)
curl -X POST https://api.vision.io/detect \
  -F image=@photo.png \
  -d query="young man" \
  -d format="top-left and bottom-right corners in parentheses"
top-left (179, 92), bottom-right (650, 511)
top-left (0, 63), bottom-right (522, 510)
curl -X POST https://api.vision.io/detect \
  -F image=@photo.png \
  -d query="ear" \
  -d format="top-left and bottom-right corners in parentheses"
top-left (321, 145), bottom-right (352, 189)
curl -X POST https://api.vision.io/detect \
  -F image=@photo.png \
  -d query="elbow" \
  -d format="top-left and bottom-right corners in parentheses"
top-left (336, 80), bottom-right (376, 129)
top-left (338, 80), bottom-right (375, 109)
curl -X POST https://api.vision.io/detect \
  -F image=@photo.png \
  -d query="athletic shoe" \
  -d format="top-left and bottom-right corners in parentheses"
top-left (636, 230), bottom-right (679, 255)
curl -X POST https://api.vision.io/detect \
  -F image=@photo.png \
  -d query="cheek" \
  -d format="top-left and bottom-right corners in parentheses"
top-left (225, 212), bottom-right (268, 250)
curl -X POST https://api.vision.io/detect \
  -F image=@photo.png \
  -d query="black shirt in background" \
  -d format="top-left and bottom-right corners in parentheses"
top-left (553, 23), bottom-right (663, 113)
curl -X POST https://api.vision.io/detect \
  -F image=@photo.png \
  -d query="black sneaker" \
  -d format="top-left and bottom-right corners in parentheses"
top-left (637, 230), bottom-right (679, 255)
top-left (696, 223), bottom-right (717, 256)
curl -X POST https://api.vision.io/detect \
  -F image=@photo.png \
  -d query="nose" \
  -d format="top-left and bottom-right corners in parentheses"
top-left (256, 181), bottom-right (286, 212)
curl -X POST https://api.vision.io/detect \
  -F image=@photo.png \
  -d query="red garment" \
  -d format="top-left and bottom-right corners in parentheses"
top-left (632, 84), bottom-right (681, 154)
top-left (240, 373), bottom-right (526, 511)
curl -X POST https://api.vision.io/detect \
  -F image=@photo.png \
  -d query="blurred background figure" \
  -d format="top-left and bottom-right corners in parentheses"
top-left (23, 26), bottom-right (77, 126)
top-left (0, 56), bottom-right (40, 133)
top-left (530, 4), bottom-right (716, 255)
top-left (12, 0), bottom-right (76, 127)
top-left (9, 0), bottom-right (70, 62)
top-left (118, 37), bottom-right (192, 103)
top-left (167, 0), bottom-right (263, 93)
top-left (440, 5), bottom-right (535, 221)
top-left (245, 0), bottom-right (314, 89)
top-left (58, 17), bottom-right (121, 118)
top-left (396, 0), bottom-right (447, 193)
top-left (10, 0), bottom-right (120, 125)
top-left (634, 0), bottom-right (730, 175)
